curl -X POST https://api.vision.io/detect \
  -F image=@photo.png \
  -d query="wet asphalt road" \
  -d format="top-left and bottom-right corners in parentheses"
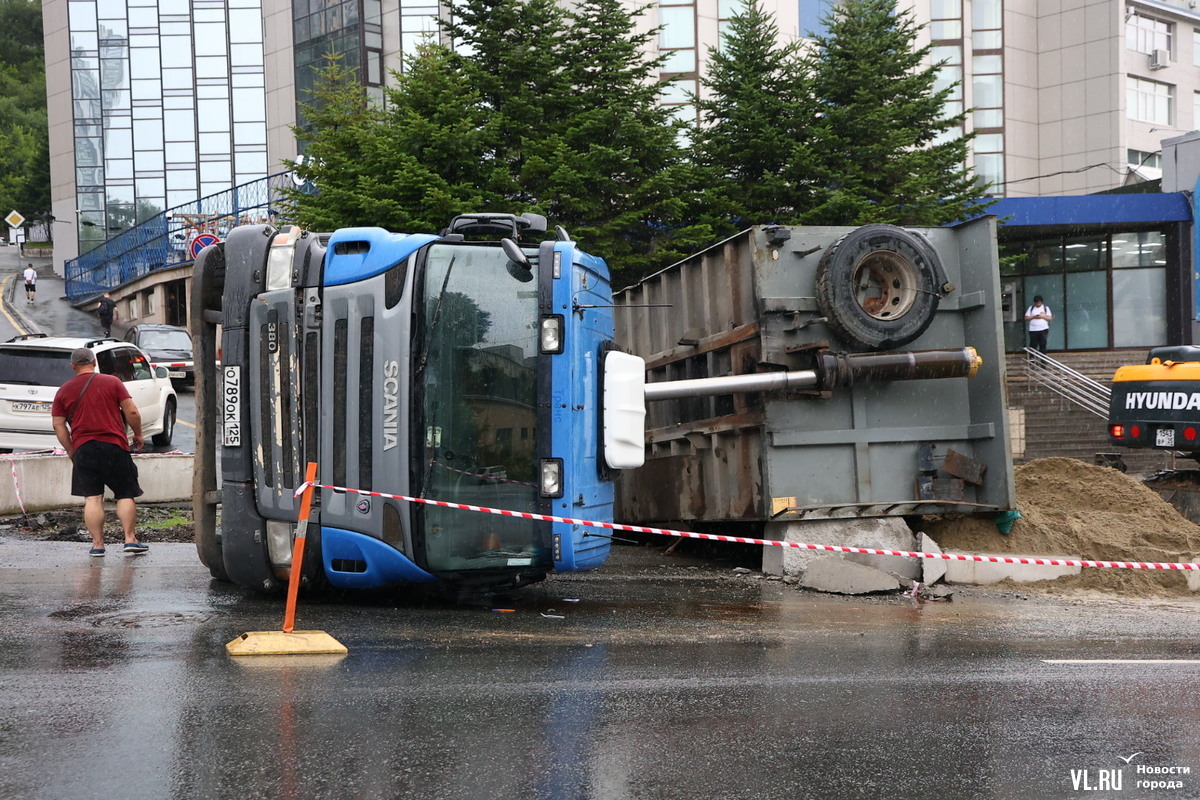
top-left (4, 541), bottom-right (1200, 800)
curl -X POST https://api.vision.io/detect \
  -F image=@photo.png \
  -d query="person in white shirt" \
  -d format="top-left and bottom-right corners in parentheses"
top-left (1024, 295), bottom-right (1052, 353)
top-left (22, 264), bottom-right (36, 304)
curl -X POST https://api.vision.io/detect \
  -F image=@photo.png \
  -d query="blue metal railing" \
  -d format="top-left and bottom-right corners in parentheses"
top-left (64, 171), bottom-right (301, 303)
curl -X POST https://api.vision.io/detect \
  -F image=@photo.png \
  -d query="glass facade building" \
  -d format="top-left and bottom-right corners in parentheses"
top-left (55, 0), bottom-right (268, 253)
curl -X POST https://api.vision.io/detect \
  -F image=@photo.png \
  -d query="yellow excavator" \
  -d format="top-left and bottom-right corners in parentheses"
top-left (1107, 346), bottom-right (1200, 459)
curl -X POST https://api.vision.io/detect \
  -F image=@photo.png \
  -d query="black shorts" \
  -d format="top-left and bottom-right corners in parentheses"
top-left (71, 441), bottom-right (143, 499)
top-left (25, 282), bottom-right (34, 293)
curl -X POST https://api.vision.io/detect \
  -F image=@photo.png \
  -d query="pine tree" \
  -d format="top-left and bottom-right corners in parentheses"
top-left (439, 0), bottom-right (571, 204)
top-left (545, 0), bottom-right (712, 276)
top-left (283, 50), bottom-right (499, 232)
top-left (0, 0), bottom-right (49, 224)
top-left (798, 0), bottom-right (987, 226)
top-left (288, 0), bottom-right (707, 278)
top-left (691, 0), bottom-right (809, 232)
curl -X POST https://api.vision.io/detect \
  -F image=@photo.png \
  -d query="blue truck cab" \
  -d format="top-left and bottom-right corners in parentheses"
top-left (192, 213), bottom-right (631, 593)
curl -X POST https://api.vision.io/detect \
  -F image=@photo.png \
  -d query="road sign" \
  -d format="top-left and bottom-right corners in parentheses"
top-left (190, 233), bottom-right (220, 259)
top-left (4, 211), bottom-right (25, 228)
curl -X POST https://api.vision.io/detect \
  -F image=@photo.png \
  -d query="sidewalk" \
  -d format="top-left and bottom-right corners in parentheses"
top-left (1, 258), bottom-right (112, 339)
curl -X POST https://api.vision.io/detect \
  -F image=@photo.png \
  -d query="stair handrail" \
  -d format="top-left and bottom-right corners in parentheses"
top-left (1021, 347), bottom-right (1111, 419)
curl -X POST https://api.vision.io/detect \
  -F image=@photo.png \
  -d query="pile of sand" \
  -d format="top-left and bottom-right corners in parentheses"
top-left (923, 457), bottom-right (1200, 595)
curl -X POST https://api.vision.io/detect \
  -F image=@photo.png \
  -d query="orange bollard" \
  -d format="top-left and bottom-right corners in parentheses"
top-left (283, 461), bottom-right (319, 633)
top-left (226, 461), bottom-right (346, 656)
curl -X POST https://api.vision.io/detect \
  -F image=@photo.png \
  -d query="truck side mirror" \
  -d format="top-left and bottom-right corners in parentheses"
top-left (602, 350), bottom-right (646, 469)
top-left (501, 238), bottom-right (533, 282)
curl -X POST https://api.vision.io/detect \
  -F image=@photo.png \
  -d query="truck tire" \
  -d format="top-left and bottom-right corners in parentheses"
top-left (815, 224), bottom-right (944, 351)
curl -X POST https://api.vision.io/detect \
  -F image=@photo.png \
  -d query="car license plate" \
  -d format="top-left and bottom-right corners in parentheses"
top-left (1157, 428), bottom-right (1176, 447)
top-left (11, 401), bottom-right (50, 413)
top-left (168, 371), bottom-right (185, 378)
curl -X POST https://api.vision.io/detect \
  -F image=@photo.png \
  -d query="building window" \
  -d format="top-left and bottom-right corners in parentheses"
top-left (928, 0), bottom-right (962, 41)
top-left (999, 232), bottom-right (1169, 351)
top-left (1128, 149), bottom-right (1162, 170)
top-left (972, 53), bottom-right (1004, 130)
top-left (973, 133), bottom-right (1004, 193)
top-left (659, 2), bottom-right (696, 74)
top-left (1127, 13), bottom-right (1172, 55)
top-left (1127, 76), bottom-right (1174, 125)
top-left (971, 0), bottom-right (1002, 50)
top-left (931, 44), bottom-right (963, 120)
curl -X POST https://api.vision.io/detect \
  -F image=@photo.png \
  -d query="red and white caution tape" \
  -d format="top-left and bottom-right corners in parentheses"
top-left (0, 449), bottom-right (63, 515)
top-left (4, 458), bottom-right (25, 515)
top-left (293, 481), bottom-right (1200, 572)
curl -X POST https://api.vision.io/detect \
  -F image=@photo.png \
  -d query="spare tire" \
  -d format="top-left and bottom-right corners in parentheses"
top-left (815, 224), bottom-right (945, 351)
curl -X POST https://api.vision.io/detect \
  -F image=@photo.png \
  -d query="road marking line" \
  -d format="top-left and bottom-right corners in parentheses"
top-left (177, 419), bottom-right (195, 428)
top-left (0, 274), bottom-right (27, 335)
top-left (1043, 659), bottom-right (1200, 664)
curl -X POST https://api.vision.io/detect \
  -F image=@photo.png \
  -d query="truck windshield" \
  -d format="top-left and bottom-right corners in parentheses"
top-left (415, 243), bottom-right (548, 573)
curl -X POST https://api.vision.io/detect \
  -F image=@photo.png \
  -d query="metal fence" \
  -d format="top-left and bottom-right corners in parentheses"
top-left (64, 171), bottom-right (300, 303)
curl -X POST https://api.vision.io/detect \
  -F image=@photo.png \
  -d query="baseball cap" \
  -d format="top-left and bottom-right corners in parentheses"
top-left (70, 348), bottom-right (96, 365)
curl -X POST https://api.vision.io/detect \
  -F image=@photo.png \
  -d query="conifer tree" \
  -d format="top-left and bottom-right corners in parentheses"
top-left (0, 0), bottom-right (49, 224)
top-left (544, 0), bottom-right (712, 275)
top-left (287, 0), bottom-right (713, 277)
top-left (691, 0), bottom-right (809, 233)
top-left (284, 50), bottom-right (499, 232)
top-left (798, 0), bottom-right (986, 226)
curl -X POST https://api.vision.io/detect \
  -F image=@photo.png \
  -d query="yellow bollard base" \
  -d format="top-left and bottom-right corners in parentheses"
top-left (226, 630), bottom-right (348, 656)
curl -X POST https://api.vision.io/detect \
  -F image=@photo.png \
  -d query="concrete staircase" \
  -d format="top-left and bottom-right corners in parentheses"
top-left (1004, 349), bottom-right (1173, 475)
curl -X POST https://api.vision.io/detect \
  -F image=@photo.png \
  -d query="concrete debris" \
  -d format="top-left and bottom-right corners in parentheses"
top-left (731, 566), bottom-right (753, 574)
top-left (764, 517), bottom-right (919, 580)
top-left (919, 532), bottom-right (946, 585)
top-left (799, 555), bottom-right (901, 595)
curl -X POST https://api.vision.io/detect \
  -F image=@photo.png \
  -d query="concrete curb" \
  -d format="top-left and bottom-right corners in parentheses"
top-left (0, 453), bottom-right (193, 514)
top-left (943, 551), bottom-right (1081, 584)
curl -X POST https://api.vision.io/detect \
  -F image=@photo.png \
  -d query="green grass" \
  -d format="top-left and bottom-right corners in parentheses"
top-left (143, 512), bottom-right (191, 530)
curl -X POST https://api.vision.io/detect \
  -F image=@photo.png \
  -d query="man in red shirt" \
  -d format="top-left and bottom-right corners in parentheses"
top-left (51, 348), bottom-right (148, 556)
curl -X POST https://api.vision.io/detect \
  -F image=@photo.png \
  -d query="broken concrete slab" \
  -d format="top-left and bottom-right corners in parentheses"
top-left (919, 532), bottom-right (946, 585)
top-left (799, 556), bottom-right (901, 595)
top-left (763, 517), bottom-right (919, 579)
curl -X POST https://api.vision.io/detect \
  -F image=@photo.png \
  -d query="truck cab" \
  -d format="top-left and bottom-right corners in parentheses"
top-left (192, 213), bottom-right (625, 593)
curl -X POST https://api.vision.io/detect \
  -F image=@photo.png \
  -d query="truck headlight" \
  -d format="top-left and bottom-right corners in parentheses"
top-left (540, 315), bottom-right (564, 354)
top-left (265, 519), bottom-right (293, 567)
top-left (265, 227), bottom-right (301, 290)
top-left (540, 458), bottom-right (564, 498)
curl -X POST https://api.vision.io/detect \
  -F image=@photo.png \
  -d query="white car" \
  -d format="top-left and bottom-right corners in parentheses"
top-left (0, 335), bottom-right (177, 451)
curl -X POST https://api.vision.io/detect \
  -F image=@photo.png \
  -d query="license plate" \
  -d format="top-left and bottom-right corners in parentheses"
top-left (168, 371), bottom-right (185, 378)
top-left (1157, 428), bottom-right (1176, 447)
top-left (11, 401), bottom-right (50, 413)
top-left (222, 365), bottom-right (241, 447)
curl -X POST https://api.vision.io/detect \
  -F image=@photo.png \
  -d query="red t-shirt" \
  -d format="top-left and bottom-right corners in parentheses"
top-left (51, 371), bottom-right (133, 450)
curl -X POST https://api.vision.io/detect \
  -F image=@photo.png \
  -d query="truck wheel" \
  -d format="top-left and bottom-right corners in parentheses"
top-left (815, 224), bottom-right (944, 351)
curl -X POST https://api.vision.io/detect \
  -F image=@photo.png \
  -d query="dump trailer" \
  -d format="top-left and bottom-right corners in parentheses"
top-left (614, 219), bottom-right (1016, 547)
